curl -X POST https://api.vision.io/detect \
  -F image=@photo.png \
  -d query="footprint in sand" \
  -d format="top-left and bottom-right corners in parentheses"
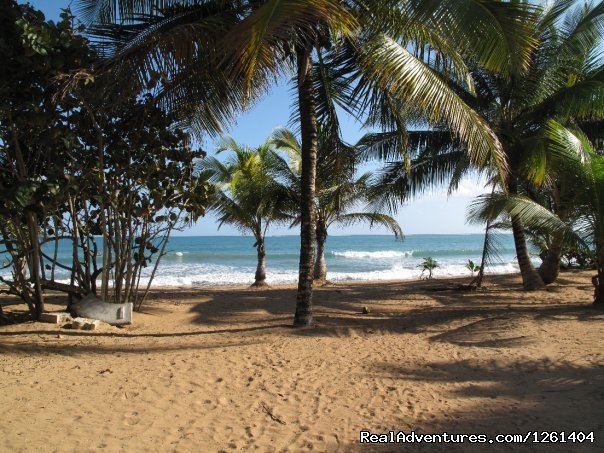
top-left (245, 426), bottom-right (255, 438)
top-left (123, 411), bottom-right (140, 426)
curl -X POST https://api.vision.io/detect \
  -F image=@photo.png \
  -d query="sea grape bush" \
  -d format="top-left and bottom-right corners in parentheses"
top-left (0, 1), bottom-right (209, 318)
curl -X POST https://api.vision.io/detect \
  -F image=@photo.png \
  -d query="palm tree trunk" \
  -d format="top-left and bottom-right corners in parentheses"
top-left (538, 233), bottom-right (564, 284)
top-left (475, 218), bottom-right (492, 288)
top-left (293, 47), bottom-right (318, 327)
top-left (511, 216), bottom-right (545, 290)
top-left (594, 244), bottom-right (604, 305)
top-left (253, 239), bottom-right (267, 287)
top-left (313, 221), bottom-right (328, 284)
top-left (538, 185), bottom-right (564, 284)
top-left (509, 179), bottom-right (544, 291)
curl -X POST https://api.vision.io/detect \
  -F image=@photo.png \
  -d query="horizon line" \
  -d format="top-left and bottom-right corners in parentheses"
top-left (170, 232), bottom-right (496, 238)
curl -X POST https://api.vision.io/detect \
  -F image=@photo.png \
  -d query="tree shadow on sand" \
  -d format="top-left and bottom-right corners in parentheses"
top-left (179, 273), bottom-right (596, 327)
top-left (2, 273), bottom-right (602, 353)
top-left (349, 359), bottom-right (604, 453)
top-left (2, 273), bottom-right (603, 342)
top-left (1, 274), bottom-right (602, 452)
top-left (0, 333), bottom-right (269, 356)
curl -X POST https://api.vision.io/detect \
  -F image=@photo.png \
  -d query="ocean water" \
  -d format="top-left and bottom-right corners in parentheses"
top-left (1, 234), bottom-right (532, 287)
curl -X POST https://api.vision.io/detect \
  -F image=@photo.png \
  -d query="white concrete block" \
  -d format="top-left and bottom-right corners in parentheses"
top-left (39, 312), bottom-right (71, 324)
top-left (71, 317), bottom-right (101, 331)
top-left (72, 294), bottom-right (133, 326)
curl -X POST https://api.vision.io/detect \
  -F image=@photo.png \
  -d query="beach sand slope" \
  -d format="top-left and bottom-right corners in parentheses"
top-left (1, 271), bottom-right (603, 452)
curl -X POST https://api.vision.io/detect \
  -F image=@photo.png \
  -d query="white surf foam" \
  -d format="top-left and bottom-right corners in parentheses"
top-left (326, 261), bottom-right (522, 283)
top-left (332, 250), bottom-right (414, 259)
top-left (140, 259), bottom-right (526, 286)
top-left (1, 257), bottom-right (534, 288)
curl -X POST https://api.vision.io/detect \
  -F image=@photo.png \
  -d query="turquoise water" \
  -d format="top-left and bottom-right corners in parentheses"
top-left (1, 234), bottom-right (528, 286)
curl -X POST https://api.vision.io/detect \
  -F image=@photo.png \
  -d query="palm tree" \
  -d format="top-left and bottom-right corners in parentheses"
top-left (532, 141), bottom-right (604, 304)
top-left (478, 142), bottom-right (604, 305)
top-left (585, 154), bottom-right (604, 305)
top-left (312, 180), bottom-right (403, 283)
top-left (418, 257), bottom-right (439, 279)
top-left (466, 146), bottom-right (603, 305)
top-left (363, 1), bottom-right (604, 290)
top-left (271, 127), bottom-right (402, 283)
top-left (199, 138), bottom-right (289, 286)
top-left (77, 0), bottom-right (537, 325)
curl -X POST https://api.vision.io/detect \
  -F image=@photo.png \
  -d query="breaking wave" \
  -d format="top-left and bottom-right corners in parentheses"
top-left (332, 250), bottom-right (414, 259)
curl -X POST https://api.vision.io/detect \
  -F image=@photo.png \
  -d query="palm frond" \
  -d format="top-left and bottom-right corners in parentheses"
top-left (557, 0), bottom-right (604, 63)
top-left (333, 212), bottom-right (403, 239)
top-left (365, 131), bottom-right (473, 213)
top-left (75, 0), bottom-right (189, 24)
top-left (270, 127), bottom-right (302, 171)
top-left (467, 192), bottom-right (587, 250)
top-left (398, 0), bottom-right (540, 75)
top-left (528, 67), bottom-right (604, 121)
top-left (196, 156), bottom-right (231, 184)
top-left (351, 34), bottom-right (507, 176)
top-left (222, 0), bottom-right (357, 91)
top-left (480, 219), bottom-right (505, 267)
top-left (519, 119), bottom-right (594, 185)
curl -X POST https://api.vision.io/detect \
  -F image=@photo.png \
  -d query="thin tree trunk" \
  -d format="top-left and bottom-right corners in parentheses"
top-left (68, 198), bottom-right (78, 311)
top-left (136, 223), bottom-right (174, 311)
top-left (0, 222), bottom-right (35, 315)
top-left (252, 238), bottom-right (267, 287)
top-left (475, 181), bottom-right (500, 287)
top-left (130, 223), bottom-right (148, 305)
top-left (26, 210), bottom-right (45, 319)
top-left (475, 218), bottom-right (492, 288)
top-left (538, 233), bottom-right (564, 284)
top-left (313, 221), bottom-right (327, 284)
top-left (8, 111), bottom-right (44, 318)
top-left (79, 203), bottom-right (93, 294)
top-left (51, 215), bottom-right (59, 281)
top-left (293, 47), bottom-right (318, 327)
top-left (85, 106), bottom-right (109, 303)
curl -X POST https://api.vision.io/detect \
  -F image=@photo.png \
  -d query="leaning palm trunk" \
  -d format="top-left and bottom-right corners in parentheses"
top-left (253, 240), bottom-right (268, 287)
top-left (511, 217), bottom-right (545, 290)
top-left (474, 218), bottom-right (493, 288)
top-left (594, 245), bottom-right (604, 305)
top-left (538, 233), bottom-right (564, 284)
top-left (539, 186), bottom-right (565, 284)
top-left (313, 222), bottom-right (328, 284)
top-left (508, 179), bottom-right (545, 290)
top-left (293, 47), bottom-right (318, 327)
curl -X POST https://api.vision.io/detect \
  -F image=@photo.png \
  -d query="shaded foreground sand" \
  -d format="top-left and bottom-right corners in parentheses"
top-left (1, 271), bottom-right (603, 452)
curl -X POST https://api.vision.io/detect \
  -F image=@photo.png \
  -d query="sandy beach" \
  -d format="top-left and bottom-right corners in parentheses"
top-left (1, 271), bottom-right (603, 452)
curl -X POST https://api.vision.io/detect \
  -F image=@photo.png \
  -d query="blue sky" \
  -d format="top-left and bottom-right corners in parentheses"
top-left (28, 0), bottom-right (488, 236)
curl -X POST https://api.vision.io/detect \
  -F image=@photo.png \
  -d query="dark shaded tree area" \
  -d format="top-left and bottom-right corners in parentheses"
top-left (0, 1), bottom-right (209, 319)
